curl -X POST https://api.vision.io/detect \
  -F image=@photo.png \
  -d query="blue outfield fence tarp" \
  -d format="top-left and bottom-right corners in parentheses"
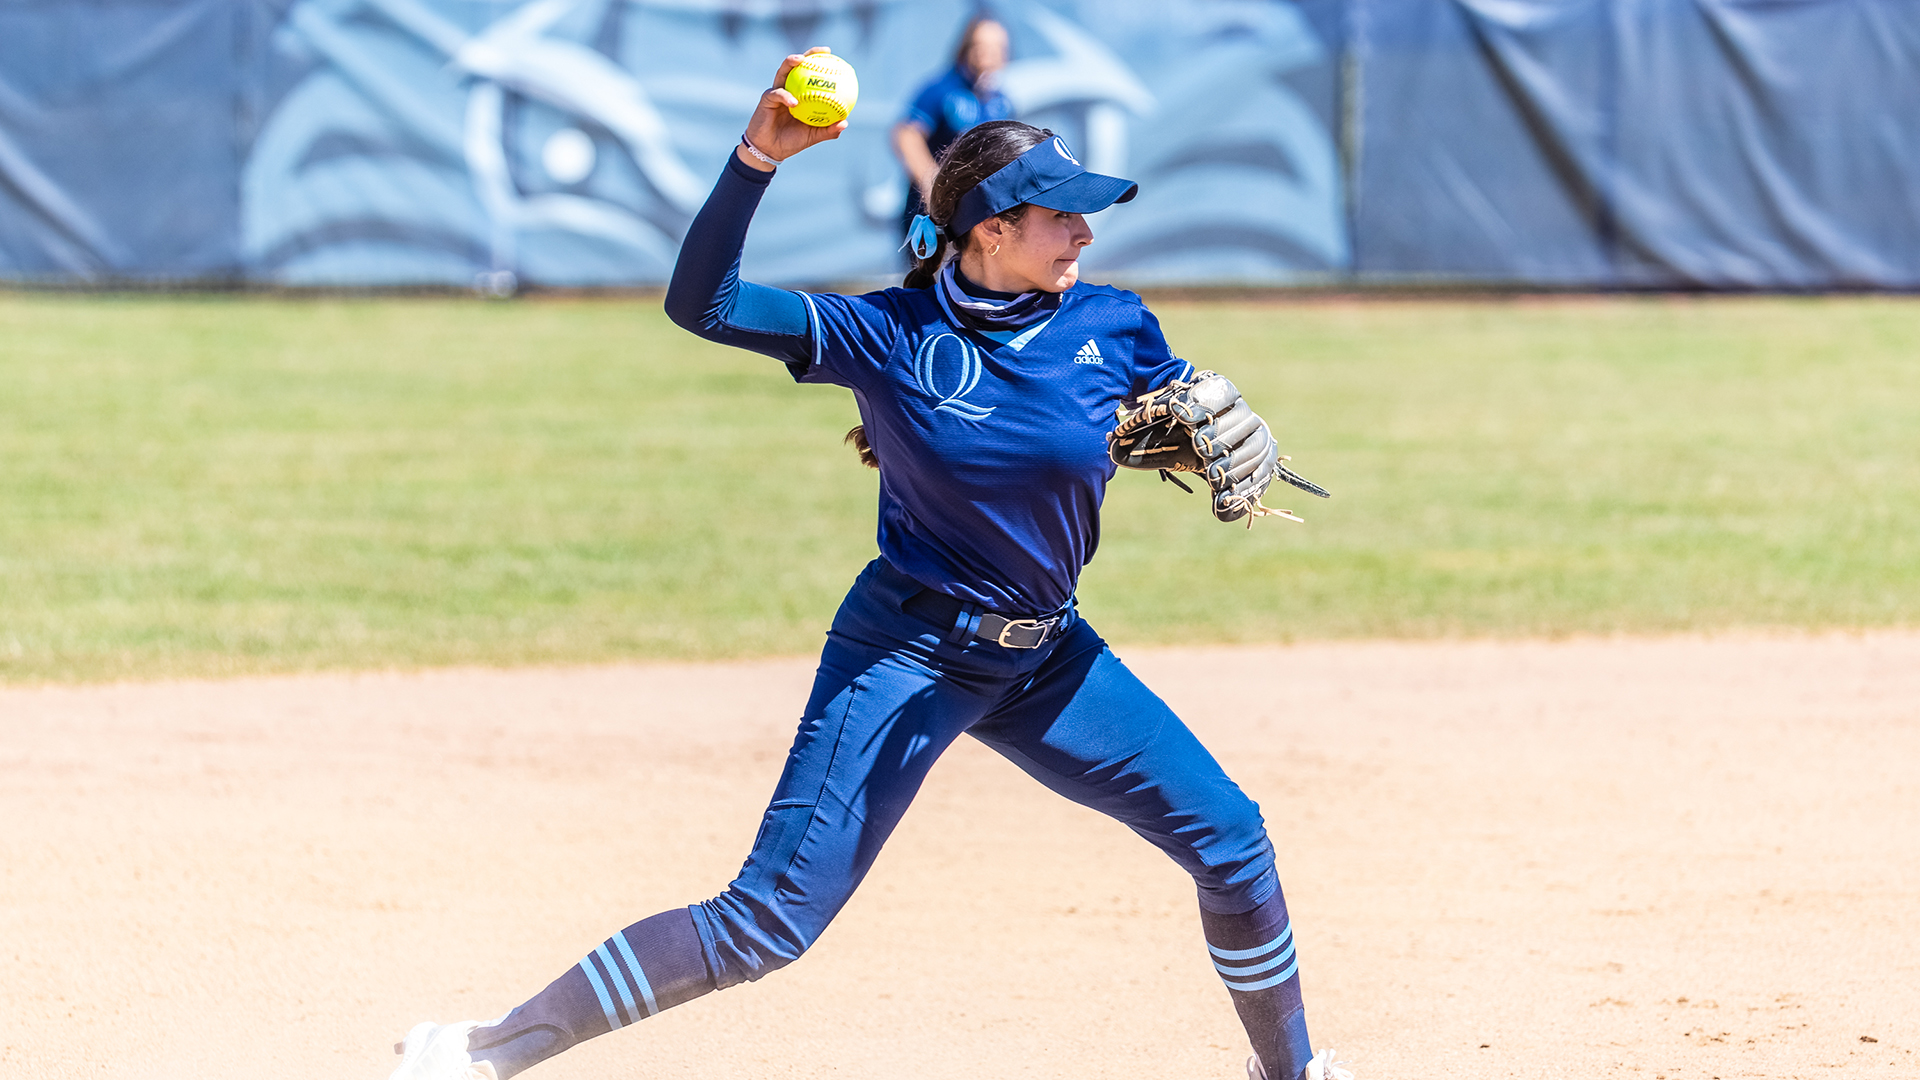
top-left (0, 0), bottom-right (248, 279)
top-left (1352, 0), bottom-right (1920, 288)
top-left (0, 0), bottom-right (1917, 289)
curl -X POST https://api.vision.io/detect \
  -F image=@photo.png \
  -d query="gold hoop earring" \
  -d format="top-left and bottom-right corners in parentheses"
top-left (985, 243), bottom-right (1002, 257)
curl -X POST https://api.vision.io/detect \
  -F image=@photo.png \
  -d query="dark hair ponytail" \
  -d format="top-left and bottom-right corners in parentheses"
top-left (902, 120), bottom-right (1052, 290)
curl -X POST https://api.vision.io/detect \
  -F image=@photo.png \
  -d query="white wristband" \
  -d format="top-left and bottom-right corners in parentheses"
top-left (739, 135), bottom-right (784, 168)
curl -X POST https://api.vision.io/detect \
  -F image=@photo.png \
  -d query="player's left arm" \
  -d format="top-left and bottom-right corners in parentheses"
top-left (1112, 304), bottom-right (1330, 524)
top-left (1129, 307), bottom-right (1196, 401)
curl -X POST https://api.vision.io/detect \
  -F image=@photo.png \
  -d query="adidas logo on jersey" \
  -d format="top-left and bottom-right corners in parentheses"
top-left (1074, 339), bottom-right (1104, 364)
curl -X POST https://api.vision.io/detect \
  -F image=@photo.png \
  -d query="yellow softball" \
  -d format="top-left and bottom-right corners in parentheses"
top-left (783, 52), bottom-right (858, 127)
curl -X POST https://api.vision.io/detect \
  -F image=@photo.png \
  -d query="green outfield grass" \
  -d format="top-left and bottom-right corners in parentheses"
top-left (1, 291), bottom-right (1916, 683)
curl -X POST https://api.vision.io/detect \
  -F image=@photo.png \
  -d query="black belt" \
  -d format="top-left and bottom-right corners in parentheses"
top-left (903, 588), bottom-right (1070, 650)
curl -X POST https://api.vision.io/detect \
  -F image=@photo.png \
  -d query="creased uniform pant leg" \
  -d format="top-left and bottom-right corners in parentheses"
top-left (966, 617), bottom-right (1279, 913)
top-left (965, 618), bottom-right (1314, 1080)
top-left (692, 561), bottom-right (997, 988)
top-left (468, 562), bottom-right (998, 1077)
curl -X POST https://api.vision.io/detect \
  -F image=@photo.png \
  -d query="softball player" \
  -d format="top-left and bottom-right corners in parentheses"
top-left (390, 50), bottom-right (1350, 1080)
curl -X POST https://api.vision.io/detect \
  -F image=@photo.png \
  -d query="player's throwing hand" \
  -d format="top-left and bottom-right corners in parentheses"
top-left (738, 48), bottom-right (850, 169)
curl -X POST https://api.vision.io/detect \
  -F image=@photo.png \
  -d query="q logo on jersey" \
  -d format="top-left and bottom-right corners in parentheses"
top-left (912, 333), bottom-right (994, 421)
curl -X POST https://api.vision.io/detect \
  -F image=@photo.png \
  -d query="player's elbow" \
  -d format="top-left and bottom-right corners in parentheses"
top-left (663, 275), bottom-right (716, 337)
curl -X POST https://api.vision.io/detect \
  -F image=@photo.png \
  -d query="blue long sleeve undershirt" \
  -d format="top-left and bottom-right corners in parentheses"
top-left (663, 153), bottom-right (816, 373)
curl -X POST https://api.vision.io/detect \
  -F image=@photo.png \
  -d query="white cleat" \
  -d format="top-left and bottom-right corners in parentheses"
top-left (1305, 1048), bottom-right (1355, 1080)
top-left (1247, 1049), bottom-right (1354, 1080)
top-left (389, 1021), bottom-right (499, 1080)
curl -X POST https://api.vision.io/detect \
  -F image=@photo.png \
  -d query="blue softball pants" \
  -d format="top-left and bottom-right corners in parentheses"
top-left (689, 558), bottom-right (1281, 987)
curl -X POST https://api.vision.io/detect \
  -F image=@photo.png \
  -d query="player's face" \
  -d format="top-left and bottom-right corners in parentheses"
top-left (966, 22), bottom-right (1010, 78)
top-left (1003, 208), bottom-right (1094, 293)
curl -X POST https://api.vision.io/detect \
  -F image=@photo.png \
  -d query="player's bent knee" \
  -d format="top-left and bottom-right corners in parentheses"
top-left (692, 883), bottom-right (845, 989)
top-left (691, 898), bottom-right (813, 987)
top-left (1190, 796), bottom-right (1280, 914)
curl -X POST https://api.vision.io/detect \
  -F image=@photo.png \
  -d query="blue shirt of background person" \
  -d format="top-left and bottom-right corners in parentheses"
top-left (905, 62), bottom-right (1015, 163)
top-left (892, 17), bottom-right (1014, 222)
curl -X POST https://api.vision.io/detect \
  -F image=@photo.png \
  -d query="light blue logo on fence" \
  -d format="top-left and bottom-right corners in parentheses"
top-left (238, 0), bottom-right (1344, 288)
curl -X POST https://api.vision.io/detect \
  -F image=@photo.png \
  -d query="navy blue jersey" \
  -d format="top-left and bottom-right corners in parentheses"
top-left (665, 155), bottom-right (1189, 614)
top-left (902, 66), bottom-right (1015, 163)
top-left (794, 283), bottom-right (1190, 613)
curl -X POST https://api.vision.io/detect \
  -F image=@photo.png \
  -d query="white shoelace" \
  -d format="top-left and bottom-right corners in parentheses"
top-left (1308, 1048), bottom-right (1355, 1080)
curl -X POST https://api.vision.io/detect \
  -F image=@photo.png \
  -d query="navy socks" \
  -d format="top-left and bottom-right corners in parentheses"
top-left (462, 899), bottom-right (1309, 1079)
top-left (467, 908), bottom-right (713, 1079)
top-left (1201, 889), bottom-right (1313, 1080)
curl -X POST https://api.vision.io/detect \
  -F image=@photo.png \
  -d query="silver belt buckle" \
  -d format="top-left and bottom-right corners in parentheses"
top-left (995, 618), bottom-right (1049, 649)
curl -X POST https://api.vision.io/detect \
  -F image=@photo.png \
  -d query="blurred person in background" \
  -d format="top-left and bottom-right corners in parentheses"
top-left (891, 15), bottom-right (1014, 242)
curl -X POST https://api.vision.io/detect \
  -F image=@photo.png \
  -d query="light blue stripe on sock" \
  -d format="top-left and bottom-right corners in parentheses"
top-left (579, 954), bottom-right (623, 1031)
top-left (1213, 940), bottom-right (1296, 978)
top-left (594, 944), bottom-right (641, 1026)
top-left (1222, 956), bottom-right (1300, 993)
top-left (1208, 924), bottom-right (1293, 961)
top-left (612, 931), bottom-right (660, 1017)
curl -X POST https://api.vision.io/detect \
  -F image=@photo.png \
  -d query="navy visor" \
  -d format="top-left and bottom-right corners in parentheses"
top-left (947, 136), bottom-right (1138, 240)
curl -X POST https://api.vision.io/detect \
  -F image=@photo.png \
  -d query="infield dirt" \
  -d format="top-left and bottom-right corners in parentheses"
top-left (4, 635), bottom-right (1916, 1079)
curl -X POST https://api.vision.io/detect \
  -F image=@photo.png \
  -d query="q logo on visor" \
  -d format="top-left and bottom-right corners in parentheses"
top-left (912, 333), bottom-right (994, 421)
